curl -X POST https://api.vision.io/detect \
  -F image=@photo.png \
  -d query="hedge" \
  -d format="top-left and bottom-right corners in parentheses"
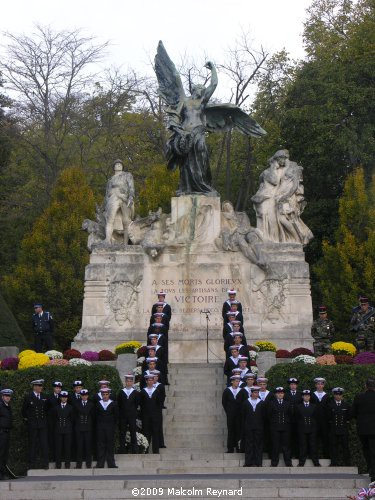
top-left (0, 365), bottom-right (122, 475)
top-left (266, 363), bottom-right (375, 473)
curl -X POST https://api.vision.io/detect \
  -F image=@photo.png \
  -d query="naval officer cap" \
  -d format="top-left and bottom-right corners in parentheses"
top-left (53, 381), bottom-right (63, 387)
top-left (275, 387), bottom-right (285, 393)
top-left (0, 389), bottom-right (13, 396)
top-left (33, 303), bottom-right (43, 308)
top-left (302, 389), bottom-right (311, 395)
top-left (31, 379), bottom-right (44, 386)
top-left (332, 387), bottom-right (345, 395)
top-left (73, 380), bottom-right (83, 387)
top-left (59, 391), bottom-right (69, 397)
top-left (314, 377), bottom-right (326, 383)
top-left (80, 389), bottom-right (89, 395)
top-left (288, 378), bottom-right (299, 384)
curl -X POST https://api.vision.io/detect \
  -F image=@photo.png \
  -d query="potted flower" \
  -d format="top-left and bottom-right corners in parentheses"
top-left (115, 341), bottom-right (142, 379)
top-left (255, 341), bottom-right (277, 373)
top-left (276, 349), bottom-right (293, 364)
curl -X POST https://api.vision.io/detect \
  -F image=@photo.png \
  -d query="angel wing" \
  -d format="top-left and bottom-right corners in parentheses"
top-left (155, 41), bottom-right (186, 107)
top-left (205, 103), bottom-right (267, 138)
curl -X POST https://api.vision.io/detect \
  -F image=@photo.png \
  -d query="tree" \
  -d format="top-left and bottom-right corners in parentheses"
top-left (314, 168), bottom-right (375, 337)
top-left (0, 292), bottom-right (27, 348)
top-left (2, 167), bottom-right (96, 349)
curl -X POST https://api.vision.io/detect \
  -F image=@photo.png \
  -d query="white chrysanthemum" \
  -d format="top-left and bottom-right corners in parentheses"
top-left (249, 350), bottom-right (257, 360)
top-left (45, 350), bottom-right (63, 360)
top-left (250, 366), bottom-right (259, 373)
top-left (137, 356), bottom-right (145, 365)
top-left (133, 382), bottom-right (141, 392)
top-left (125, 431), bottom-right (149, 449)
top-left (292, 354), bottom-right (316, 364)
top-left (133, 366), bottom-right (142, 375)
top-left (69, 358), bottom-right (92, 366)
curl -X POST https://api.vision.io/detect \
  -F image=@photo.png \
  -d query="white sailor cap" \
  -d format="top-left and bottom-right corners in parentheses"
top-left (0, 389), bottom-right (13, 396)
top-left (244, 373), bottom-right (256, 379)
top-left (31, 379), bottom-right (44, 386)
top-left (238, 356), bottom-right (248, 362)
top-left (231, 320), bottom-right (242, 325)
top-left (144, 374), bottom-right (156, 379)
top-left (332, 387), bottom-right (345, 394)
top-left (226, 311), bottom-right (236, 316)
top-left (100, 387), bottom-right (111, 393)
top-left (98, 380), bottom-right (110, 386)
top-left (157, 291), bottom-right (166, 296)
top-left (230, 375), bottom-right (241, 380)
top-left (257, 377), bottom-right (268, 383)
top-left (233, 332), bottom-right (243, 337)
top-left (148, 333), bottom-right (159, 338)
top-left (146, 357), bottom-right (158, 362)
top-left (229, 345), bottom-right (240, 351)
top-left (314, 377), bottom-right (326, 383)
top-left (146, 345), bottom-right (157, 350)
top-left (149, 370), bottom-right (160, 375)
top-left (151, 323), bottom-right (164, 328)
top-left (124, 373), bottom-right (135, 379)
top-left (227, 289), bottom-right (237, 295)
top-left (232, 368), bottom-right (242, 374)
top-left (59, 391), bottom-right (69, 397)
top-left (153, 312), bottom-right (165, 317)
top-left (229, 300), bottom-right (240, 305)
top-left (251, 386), bottom-right (260, 392)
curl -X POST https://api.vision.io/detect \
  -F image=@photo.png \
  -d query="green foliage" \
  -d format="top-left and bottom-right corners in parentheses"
top-left (314, 169), bottom-right (375, 336)
top-left (266, 362), bottom-right (375, 472)
top-left (2, 167), bottom-right (95, 349)
top-left (0, 364), bottom-right (121, 475)
top-left (0, 293), bottom-right (27, 348)
top-left (137, 163), bottom-right (178, 216)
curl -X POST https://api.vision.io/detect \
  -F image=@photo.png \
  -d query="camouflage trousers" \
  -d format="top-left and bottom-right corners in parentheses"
top-left (313, 340), bottom-right (332, 357)
top-left (355, 331), bottom-right (375, 353)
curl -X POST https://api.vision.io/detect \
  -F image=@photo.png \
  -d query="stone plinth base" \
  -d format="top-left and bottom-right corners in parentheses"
top-left (74, 195), bottom-right (313, 362)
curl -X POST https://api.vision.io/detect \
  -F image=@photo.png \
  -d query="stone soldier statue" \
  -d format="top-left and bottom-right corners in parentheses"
top-left (350, 297), bottom-right (375, 352)
top-left (104, 159), bottom-right (135, 244)
top-left (311, 306), bottom-right (334, 356)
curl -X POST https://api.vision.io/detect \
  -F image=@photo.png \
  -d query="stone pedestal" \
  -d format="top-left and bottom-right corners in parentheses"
top-left (73, 195), bottom-right (313, 361)
top-left (257, 351), bottom-right (277, 375)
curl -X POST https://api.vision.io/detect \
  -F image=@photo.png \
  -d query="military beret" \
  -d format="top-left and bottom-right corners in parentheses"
top-left (31, 379), bottom-right (44, 386)
top-left (53, 381), bottom-right (63, 387)
top-left (227, 289), bottom-right (237, 295)
top-left (73, 380), bottom-right (83, 387)
top-left (314, 377), bottom-right (326, 383)
top-left (288, 378), bottom-right (299, 384)
top-left (251, 386), bottom-right (260, 392)
top-left (332, 387), bottom-right (345, 394)
top-left (0, 389), bottom-right (13, 396)
top-left (59, 391), bottom-right (69, 397)
top-left (360, 297), bottom-right (369, 304)
top-left (80, 389), bottom-right (89, 395)
top-left (275, 387), bottom-right (285, 393)
top-left (230, 375), bottom-right (241, 380)
top-left (302, 389), bottom-right (311, 395)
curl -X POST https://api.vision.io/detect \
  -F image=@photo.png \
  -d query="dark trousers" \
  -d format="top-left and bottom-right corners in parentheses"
top-left (96, 426), bottom-right (116, 467)
top-left (330, 433), bottom-right (350, 465)
top-left (159, 415), bottom-right (165, 447)
top-left (0, 430), bottom-right (10, 474)
top-left (34, 333), bottom-right (53, 353)
top-left (290, 423), bottom-right (299, 458)
top-left (142, 416), bottom-right (160, 454)
top-left (226, 414), bottom-right (240, 451)
top-left (119, 417), bottom-right (137, 452)
top-left (55, 432), bottom-right (72, 466)
top-left (244, 430), bottom-right (263, 466)
top-left (271, 429), bottom-right (291, 465)
top-left (299, 431), bottom-right (318, 464)
top-left (28, 427), bottom-right (48, 467)
top-left (359, 435), bottom-right (375, 481)
top-left (76, 430), bottom-right (92, 465)
top-left (316, 420), bottom-right (330, 458)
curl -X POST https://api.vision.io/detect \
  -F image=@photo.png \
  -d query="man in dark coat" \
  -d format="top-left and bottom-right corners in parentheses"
top-left (0, 389), bottom-right (13, 480)
top-left (325, 387), bottom-right (351, 466)
top-left (310, 377), bottom-right (330, 458)
top-left (242, 386), bottom-right (264, 467)
top-left (222, 375), bottom-right (242, 453)
top-left (284, 377), bottom-right (303, 458)
top-left (74, 389), bottom-right (94, 468)
top-left (351, 378), bottom-right (375, 481)
top-left (94, 388), bottom-right (119, 468)
top-left (268, 387), bottom-right (293, 467)
top-left (53, 391), bottom-right (74, 469)
top-left (295, 390), bottom-right (320, 466)
top-left (118, 374), bottom-right (140, 453)
top-left (140, 374), bottom-right (164, 454)
top-left (32, 303), bottom-right (54, 352)
top-left (22, 379), bottom-right (49, 469)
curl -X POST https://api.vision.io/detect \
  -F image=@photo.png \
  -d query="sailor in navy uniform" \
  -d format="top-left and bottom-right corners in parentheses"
top-left (242, 386), bottom-right (265, 467)
top-left (150, 309), bottom-right (170, 331)
top-left (295, 389), bottom-right (320, 466)
top-left (94, 388), bottom-right (119, 468)
top-left (223, 301), bottom-right (244, 328)
top-left (224, 331), bottom-right (248, 357)
top-left (145, 345), bottom-right (168, 385)
top-left (53, 391), bottom-right (73, 469)
top-left (224, 346), bottom-right (242, 385)
top-left (223, 314), bottom-right (245, 339)
top-left (222, 289), bottom-right (243, 319)
top-left (310, 377), bottom-right (330, 458)
top-left (148, 322), bottom-right (169, 363)
top-left (118, 374), bottom-right (140, 454)
top-left (0, 389), bottom-right (13, 480)
top-left (222, 375), bottom-right (242, 453)
top-left (74, 389), bottom-right (94, 468)
top-left (32, 303), bottom-right (54, 352)
top-left (22, 379), bottom-right (49, 469)
top-left (47, 381), bottom-right (63, 460)
top-left (285, 377), bottom-right (303, 458)
top-left (268, 387), bottom-right (293, 467)
top-left (92, 381), bottom-right (116, 404)
top-left (237, 356), bottom-right (251, 386)
top-left (142, 357), bottom-right (165, 388)
top-left (140, 374), bottom-right (164, 454)
top-left (239, 373), bottom-right (257, 399)
top-left (68, 381), bottom-right (83, 407)
top-left (151, 370), bottom-right (167, 449)
top-left (326, 387), bottom-right (351, 466)
top-left (151, 292), bottom-right (172, 320)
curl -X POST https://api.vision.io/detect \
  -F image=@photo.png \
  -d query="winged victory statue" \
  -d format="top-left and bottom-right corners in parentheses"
top-left (155, 41), bottom-right (267, 196)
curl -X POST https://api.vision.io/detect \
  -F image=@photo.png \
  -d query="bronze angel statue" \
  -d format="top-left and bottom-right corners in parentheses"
top-left (155, 41), bottom-right (267, 196)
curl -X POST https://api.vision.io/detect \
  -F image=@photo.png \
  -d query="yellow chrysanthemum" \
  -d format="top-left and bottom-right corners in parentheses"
top-left (18, 353), bottom-right (50, 369)
top-left (331, 342), bottom-right (356, 356)
top-left (18, 349), bottom-right (36, 359)
top-left (255, 341), bottom-right (277, 352)
top-left (115, 341), bottom-right (142, 354)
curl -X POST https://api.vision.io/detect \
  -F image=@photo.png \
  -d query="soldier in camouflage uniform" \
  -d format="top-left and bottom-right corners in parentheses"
top-left (311, 306), bottom-right (335, 356)
top-left (350, 297), bottom-right (375, 352)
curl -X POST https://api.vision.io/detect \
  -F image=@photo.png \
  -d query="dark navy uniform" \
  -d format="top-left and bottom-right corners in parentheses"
top-left (222, 384), bottom-right (242, 453)
top-left (0, 394), bottom-right (13, 479)
top-left (32, 310), bottom-right (54, 352)
top-left (310, 390), bottom-right (330, 458)
top-left (53, 401), bottom-right (74, 468)
top-left (268, 396), bottom-right (293, 466)
top-left (295, 402), bottom-right (319, 466)
top-left (242, 398), bottom-right (264, 466)
top-left (117, 387), bottom-right (140, 453)
top-left (22, 392), bottom-right (49, 468)
top-left (151, 302), bottom-right (172, 320)
top-left (326, 399), bottom-right (351, 465)
top-left (222, 300), bottom-right (243, 319)
top-left (95, 399), bottom-right (119, 467)
top-left (74, 399), bottom-right (94, 467)
top-left (140, 385), bottom-right (164, 454)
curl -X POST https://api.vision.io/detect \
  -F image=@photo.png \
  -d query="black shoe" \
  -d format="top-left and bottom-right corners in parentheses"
top-left (55, 464), bottom-right (61, 469)
top-left (0, 474), bottom-right (5, 481)
top-left (65, 463), bottom-right (70, 469)
top-left (330, 463), bottom-right (338, 467)
top-left (108, 464), bottom-right (118, 468)
top-left (160, 445), bottom-right (167, 449)
top-left (285, 463), bottom-right (293, 467)
top-left (75, 463), bottom-right (82, 469)
top-left (271, 463), bottom-right (278, 467)
top-left (86, 463), bottom-right (92, 468)
top-left (313, 462), bottom-right (321, 467)
top-left (118, 448), bottom-right (126, 454)
top-left (226, 449), bottom-right (234, 453)
top-left (298, 463), bottom-right (304, 467)
top-left (94, 464), bottom-right (104, 468)
top-left (243, 464), bottom-right (250, 467)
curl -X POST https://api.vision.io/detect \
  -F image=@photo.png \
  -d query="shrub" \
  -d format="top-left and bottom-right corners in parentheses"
top-left (63, 349), bottom-right (81, 360)
top-left (276, 349), bottom-right (292, 358)
top-left (0, 357), bottom-right (19, 370)
top-left (137, 346), bottom-right (148, 358)
top-left (292, 355), bottom-right (316, 364)
top-left (45, 350), bottom-right (63, 360)
top-left (353, 352), bottom-right (375, 365)
top-left (18, 353), bottom-right (50, 370)
top-left (335, 355), bottom-right (354, 365)
top-left (98, 350), bottom-right (117, 361)
top-left (0, 365), bottom-right (121, 475)
top-left (331, 342), bottom-right (357, 357)
top-left (255, 341), bottom-right (277, 352)
top-left (115, 341), bottom-right (142, 354)
top-left (81, 351), bottom-right (99, 362)
top-left (316, 354), bottom-right (337, 365)
top-left (265, 363), bottom-right (375, 473)
top-left (290, 347), bottom-right (314, 357)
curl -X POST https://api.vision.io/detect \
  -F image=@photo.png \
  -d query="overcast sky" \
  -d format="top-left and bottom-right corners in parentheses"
top-left (1, 0), bottom-right (313, 99)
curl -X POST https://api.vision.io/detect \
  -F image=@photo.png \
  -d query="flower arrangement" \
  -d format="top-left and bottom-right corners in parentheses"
top-left (81, 351), bottom-right (99, 362)
top-left (255, 341), bottom-right (277, 352)
top-left (249, 360), bottom-right (257, 367)
top-left (125, 431), bottom-right (149, 452)
top-left (348, 484), bottom-right (375, 500)
top-left (137, 357), bottom-right (145, 366)
top-left (47, 359), bottom-right (69, 366)
top-left (63, 349), bottom-right (81, 360)
top-left (115, 341), bottom-right (142, 355)
top-left (335, 355), bottom-right (354, 365)
top-left (133, 366), bottom-right (142, 376)
top-left (331, 342), bottom-right (356, 357)
top-left (353, 352), bottom-right (375, 365)
top-left (45, 350), bottom-right (63, 360)
top-left (0, 357), bottom-right (19, 370)
top-left (276, 349), bottom-right (292, 358)
top-left (69, 358), bottom-right (92, 366)
top-left (316, 354), bottom-right (337, 365)
top-left (290, 347), bottom-right (314, 357)
top-left (248, 350), bottom-right (258, 360)
top-left (98, 350), bottom-right (117, 361)
top-left (137, 346), bottom-right (148, 358)
top-left (133, 382), bottom-right (141, 391)
top-left (292, 354), bottom-right (316, 364)
top-left (18, 349), bottom-right (36, 359)
top-left (18, 353), bottom-right (50, 370)
top-left (250, 366), bottom-right (259, 374)
top-left (248, 344), bottom-right (260, 353)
